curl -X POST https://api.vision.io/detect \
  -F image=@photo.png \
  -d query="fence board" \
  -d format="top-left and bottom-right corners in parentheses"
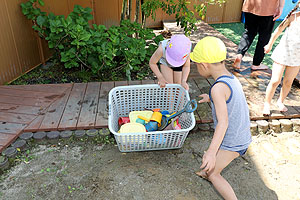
top-left (0, 1), bottom-right (21, 85)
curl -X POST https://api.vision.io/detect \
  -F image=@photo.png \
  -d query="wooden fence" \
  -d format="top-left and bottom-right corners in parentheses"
top-left (0, 0), bottom-right (242, 85)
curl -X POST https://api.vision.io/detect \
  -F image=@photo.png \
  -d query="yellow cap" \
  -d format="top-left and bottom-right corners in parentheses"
top-left (190, 36), bottom-right (227, 64)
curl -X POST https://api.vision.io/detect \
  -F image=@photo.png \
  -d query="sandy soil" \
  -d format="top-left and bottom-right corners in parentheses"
top-left (1, 126), bottom-right (300, 200)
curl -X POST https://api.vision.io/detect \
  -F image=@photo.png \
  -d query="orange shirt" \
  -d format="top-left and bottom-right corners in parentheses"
top-left (242, 0), bottom-right (279, 16)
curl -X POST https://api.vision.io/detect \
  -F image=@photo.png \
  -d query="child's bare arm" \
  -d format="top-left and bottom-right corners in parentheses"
top-left (149, 45), bottom-right (168, 87)
top-left (198, 94), bottom-right (210, 103)
top-left (181, 56), bottom-right (190, 90)
top-left (200, 83), bottom-right (230, 173)
top-left (265, 17), bottom-right (291, 53)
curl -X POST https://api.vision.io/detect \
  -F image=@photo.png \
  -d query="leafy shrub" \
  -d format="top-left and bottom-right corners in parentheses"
top-left (21, 0), bottom-right (163, 80)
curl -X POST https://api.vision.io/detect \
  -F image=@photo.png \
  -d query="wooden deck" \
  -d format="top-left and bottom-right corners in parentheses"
top-left (1, 21), bottom-right (300, 152)
top-left (1, 76), bottom-right (300, 152)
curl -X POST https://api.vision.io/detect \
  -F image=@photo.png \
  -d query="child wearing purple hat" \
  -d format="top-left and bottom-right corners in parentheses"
top-left (149, 34), bottom-right (192, 90)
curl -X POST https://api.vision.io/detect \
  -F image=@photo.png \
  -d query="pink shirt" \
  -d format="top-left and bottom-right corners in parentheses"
top-left (242, 0), bottom-right (279, 16)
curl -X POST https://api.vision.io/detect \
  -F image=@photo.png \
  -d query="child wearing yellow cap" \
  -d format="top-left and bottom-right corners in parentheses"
top-left (190, 36), bottom-right (252, 199)
top-left (149, 34), bottom-right (191, 90)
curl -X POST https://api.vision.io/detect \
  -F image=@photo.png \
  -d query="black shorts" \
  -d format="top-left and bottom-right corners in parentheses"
top-left (170, 66), bottom-right (183, 72)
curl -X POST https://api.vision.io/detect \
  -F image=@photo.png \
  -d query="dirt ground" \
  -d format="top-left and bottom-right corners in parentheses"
top-left (1, 126), bottom-right (300, 200)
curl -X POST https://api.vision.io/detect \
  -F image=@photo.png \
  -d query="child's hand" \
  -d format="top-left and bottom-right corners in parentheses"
top-left (200, 150), bottom-right (216, 174)
top-left (158, 77), bottom-right (169, 88)
top-left (181, 81), bottom-right (189, 90)
top-left (198, 94), bottom-right (210, 103)
top-left (264, 44), bottom-right (272, 54)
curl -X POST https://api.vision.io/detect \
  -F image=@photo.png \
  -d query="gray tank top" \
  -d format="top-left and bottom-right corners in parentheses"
top-left (209, 75), bottom-right (252, 151)
top-left (159, 39), bottom-right (173, 67)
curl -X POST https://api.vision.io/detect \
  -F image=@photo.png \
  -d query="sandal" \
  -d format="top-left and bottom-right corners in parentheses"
top-left (263, 103), bottom-right (271, 116)
top-left (277, 101), bottom-right (288, 112)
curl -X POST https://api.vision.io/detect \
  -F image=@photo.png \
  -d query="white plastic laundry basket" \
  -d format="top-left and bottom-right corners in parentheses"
top-left (108, 84), bottom-right (196, 152)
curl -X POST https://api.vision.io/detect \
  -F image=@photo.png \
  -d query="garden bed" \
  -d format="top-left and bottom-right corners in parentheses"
top-left (10, 60), bottom-right (155, 85)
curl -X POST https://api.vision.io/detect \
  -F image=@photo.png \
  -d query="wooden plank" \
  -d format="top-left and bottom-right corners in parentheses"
top-left (141, 80), bottom-right (155, 84)
top-left (23, 115), bottom-right (45, 132)
top-left (0, 112), bottom-right (36, 124)
top-left (0, 103), bottom-right (45, 115)
top-left (114, 81), bottom-right (128, 87)
top-left (0, 87), bottom-right (63, 99)
top-left (128, 80), bottom-right (142, 85)
top-left (0, 95), bottom-right (52, 107)
top-left (187, 78), bottom-right (201, 123)
top-left (95, 82), bottom-right (115, 128)
top-left (77, 82), bottom-right (101, 129)
top-left (1, 83), bottom-right (72, 93)
top-left (0, 133), bottom-right (18, 151)
top-left (193, 77), bottom-right (213, 122)
top-left (58, 83), bottom-right (87, 130)
top-left (98, 82), bottom-right (114, 99)
top-left (0, 122), bottom-right (26, 134)
top-left (38, 87), bottom-right (73, 131)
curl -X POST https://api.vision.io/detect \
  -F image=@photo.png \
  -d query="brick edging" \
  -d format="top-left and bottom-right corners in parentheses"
top-left (251, 118), bottom-right (300, 135)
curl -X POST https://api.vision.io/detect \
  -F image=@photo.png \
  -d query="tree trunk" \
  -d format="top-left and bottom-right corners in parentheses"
top-left (121, 0), bottom-right (128, 21)
top-left (135, 0), bottom-right (140, 23)
top-left (128, 0), bottom-right (132, 21)
top-left (141, 0), bottom-right (146, 28)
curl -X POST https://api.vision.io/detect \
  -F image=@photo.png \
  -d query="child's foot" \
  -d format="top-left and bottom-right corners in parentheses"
top-left (195, 170), bottom-right (208, 180)
top-left (262, 103), bottom-right (271, 116)
top-left (251, 64), bottom-right (269, 70)
top-left (232, 55), bottom-right (242, 69)
top-left (277, 101), bottom-right (288, 112)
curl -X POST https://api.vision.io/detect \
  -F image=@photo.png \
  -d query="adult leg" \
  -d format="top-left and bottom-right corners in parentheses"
top-left (160, 64), bottom-right (174, 84)
top-left (263, 62), bottom-right (286, 115)
top-left (233, 12), bottom-right (259, 69)
top-left (196, 149), bottom-right (239, 200)
top-left (252, 15), bottom-right (275, 70)
top-left (277, 66), bottom-right (300, 112)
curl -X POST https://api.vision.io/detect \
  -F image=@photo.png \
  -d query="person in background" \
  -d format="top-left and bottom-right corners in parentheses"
top-left (191, 36), bottom-right (252, 200)
top-left (233, 0), bottom-right (285, 70)
top-left (263, 1), bottom-right (300, 115)
top-left (149, 34), bottom-right (191, 90)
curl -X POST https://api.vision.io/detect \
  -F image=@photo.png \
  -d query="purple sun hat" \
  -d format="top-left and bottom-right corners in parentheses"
top-left (166, 34), bottom-right (191, 67)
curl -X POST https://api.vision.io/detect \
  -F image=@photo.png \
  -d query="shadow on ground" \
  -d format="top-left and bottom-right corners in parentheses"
top-left (3, 126), bottom-right (299, 199)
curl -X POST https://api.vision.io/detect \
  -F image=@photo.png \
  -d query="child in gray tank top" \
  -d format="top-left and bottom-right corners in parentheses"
top-left (149, 34), bottom-right (191, 90)
top-left (190, 36), bottom-right (252, 200)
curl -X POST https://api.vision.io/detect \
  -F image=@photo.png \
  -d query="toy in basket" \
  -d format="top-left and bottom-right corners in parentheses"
top-left (108, 84), bottom-right (196, 152)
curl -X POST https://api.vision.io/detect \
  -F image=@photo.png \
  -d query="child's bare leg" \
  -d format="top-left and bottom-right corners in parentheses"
top-left (173, 71), bottom-right (182, 85)
top-left (277, 66), bottom-right (300, 112)
top-left (195, 170), bottom-right (208, 179)
top-left (233, 54), bottom-right (242, 69)
top-left (263, 62), bottom-right (285, 115)
top-left (160, 65), bottom-right (174, 83)
top-left (198, 149), bottom-right (239, 200)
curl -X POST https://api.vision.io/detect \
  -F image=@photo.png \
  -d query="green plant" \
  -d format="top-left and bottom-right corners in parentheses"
top-left (121, 0), bottom-right (226, 35)
top-left (21, 0), bottom-right (162, 80)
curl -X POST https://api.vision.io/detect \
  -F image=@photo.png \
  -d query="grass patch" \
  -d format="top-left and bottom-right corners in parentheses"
top-left (211, 21), bottom-right (283, 68)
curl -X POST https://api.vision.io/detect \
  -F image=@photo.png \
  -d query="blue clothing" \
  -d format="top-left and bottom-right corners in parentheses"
top-left (236, 148), bottom-right (248, 156)
top-left (209, 75), bottom-right (252, 152)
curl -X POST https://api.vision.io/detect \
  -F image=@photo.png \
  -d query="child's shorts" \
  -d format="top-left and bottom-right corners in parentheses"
top-left (159, 59), bottom-right (183, 72)
top-left (170, 66), bottom-right (183, 72)
top-left (236, 148), bottom-right (248, 156)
